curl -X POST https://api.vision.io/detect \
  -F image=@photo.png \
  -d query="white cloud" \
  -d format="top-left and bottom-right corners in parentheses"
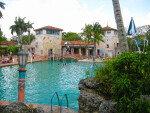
top-left (147, 13), bottom-right (150, 20)
top-left (0, 0), bottom-right (149, 40)
top-left (122, 8), bottom-right (150, 31)
top-left (0, 0), bottom-right (113, 40)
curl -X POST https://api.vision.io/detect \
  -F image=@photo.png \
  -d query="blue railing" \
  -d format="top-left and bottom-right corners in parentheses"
top-left (50, 92), bottom-right (69, 113)
top-left (50, 92), bottom-right (60, 111)
top-left (60, 94), bottom-right (69, 113)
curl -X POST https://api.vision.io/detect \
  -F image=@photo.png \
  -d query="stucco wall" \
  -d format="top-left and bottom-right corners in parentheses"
top-left (30, 30), bottom-right (62, 56)
top-left (96, 30), bottom-right (119, 57)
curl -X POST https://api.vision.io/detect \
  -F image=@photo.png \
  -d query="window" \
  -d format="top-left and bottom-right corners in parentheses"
top-left (97, 49), bottom-right (100, 55)
top-left (107, 44), bottom-right (109, 48)
top-left (107, 30), bottom-right (111, 34)
top-left (36, 30), bottom-right (43, 35)
top-left (46, 30), bottom-right (59, 35)
top-left (114, 31), bottom-right (117, 35)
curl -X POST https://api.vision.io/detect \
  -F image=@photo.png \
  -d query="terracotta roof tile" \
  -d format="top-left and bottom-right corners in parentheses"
top-left (34, 26), bottom-right (63, 31)
top-left (103, 26), bottom-right (117, 31)
top-left (61, 40), bottom-right (94, 45)
top-left (0, 41), bottom-right (18, 46)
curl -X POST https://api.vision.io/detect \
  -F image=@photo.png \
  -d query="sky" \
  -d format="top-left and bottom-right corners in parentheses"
top-left (0, 0), bottom-right (150, 40)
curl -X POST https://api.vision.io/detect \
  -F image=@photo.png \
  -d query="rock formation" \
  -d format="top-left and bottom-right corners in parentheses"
top-left (78, 78), bottom-right (117, 113)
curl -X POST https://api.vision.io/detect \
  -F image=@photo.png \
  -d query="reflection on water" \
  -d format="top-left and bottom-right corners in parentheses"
top-left (0, 61), bottom-right (96, 110)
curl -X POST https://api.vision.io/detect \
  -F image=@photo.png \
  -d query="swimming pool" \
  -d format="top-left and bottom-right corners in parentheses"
top-left (0, 60), bottom-right (95, 111)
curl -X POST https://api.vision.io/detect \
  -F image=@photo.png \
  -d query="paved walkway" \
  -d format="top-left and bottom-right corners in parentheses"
top-left (77, 58), bottom-right (105, 63)
top-left (0, 100), bottom-right (78, 113)
top-left (0, 57), bottom-right (105, 68)
top-left (0, 56), bottom-right (49, 68)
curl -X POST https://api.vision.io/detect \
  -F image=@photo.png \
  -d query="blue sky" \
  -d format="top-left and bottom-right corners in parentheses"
top-left (0, 0), bottom-right (150, 39)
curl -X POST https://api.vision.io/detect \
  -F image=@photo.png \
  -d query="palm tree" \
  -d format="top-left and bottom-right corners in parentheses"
top-left (26, 21), bottom-right (34, 44)
top-left (92, 22), bottom-right (104, 61)
top-left (0, 1), bottom-right (5, 18)
top-left (0, 49), bottom-right (5, 58)
top-left (7, 45), bottom-right (15, 55)
top-left (10, 17), bottom-right (27, 44)
top-left (82, 24), bottom-right (92, 59)
top-left (112, 0), bottom-right (128, 52)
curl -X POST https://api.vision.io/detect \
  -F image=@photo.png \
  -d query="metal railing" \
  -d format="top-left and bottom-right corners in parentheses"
top-left (60, 94), bottom-right (69, 113)
top-left (50, 92), bottom-right (60, 111)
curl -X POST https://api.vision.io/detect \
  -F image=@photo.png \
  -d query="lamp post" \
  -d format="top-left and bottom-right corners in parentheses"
top-left (17, 49), bottom-right (28, 102)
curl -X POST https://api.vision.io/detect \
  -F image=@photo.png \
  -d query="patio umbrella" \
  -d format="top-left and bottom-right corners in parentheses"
top-left (64, 42), bottom-right (70, 44)
top-left (127, 17), bottom-right (138, 36)
top-left (128, 17), bottom-right (141, 52)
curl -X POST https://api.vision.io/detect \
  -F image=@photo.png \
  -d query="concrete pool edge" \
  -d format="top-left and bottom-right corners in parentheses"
top-left (0, 100), bottom-right (78, 113)
top-left (0, 60), bottom-right (49, 68)
top-left (0, 59), bottom-right (104, 68)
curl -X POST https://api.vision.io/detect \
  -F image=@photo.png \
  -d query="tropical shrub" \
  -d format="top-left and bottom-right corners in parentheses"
top-left (95, 52), bottom-right (150, 113)
top-left (85, 70), bottom-right (90, 78)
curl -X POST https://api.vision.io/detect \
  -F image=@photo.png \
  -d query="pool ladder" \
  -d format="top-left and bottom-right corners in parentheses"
top-left (51, 92), bottom-right (69, 113)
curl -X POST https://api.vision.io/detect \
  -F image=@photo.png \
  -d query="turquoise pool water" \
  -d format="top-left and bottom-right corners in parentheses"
top-left (0, 60), bottom-right (96, 111)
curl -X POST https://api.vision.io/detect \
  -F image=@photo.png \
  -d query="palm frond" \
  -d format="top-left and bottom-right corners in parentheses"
top-left (0, 2), bottom-right (5, 9)
top-left (0, 10), bottom-right (2, 18)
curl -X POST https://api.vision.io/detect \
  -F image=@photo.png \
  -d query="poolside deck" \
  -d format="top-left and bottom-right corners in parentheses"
top-left (0, 56), bottom-right (49, 68)
top-left (0, 100), bottom-right (78, 113)
top-left (77, 58), bottom-right (105, 63)
top-left (0, 56), bottom-right (105, 68)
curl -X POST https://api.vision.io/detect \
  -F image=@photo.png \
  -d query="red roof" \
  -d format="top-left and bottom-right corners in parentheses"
top-left (61, 40), bottom-right (94, 45)
top-left (0, 41), bottom-right (18, 46)
top-left (103, 26), bottom-right (117, 31)
top-left (34, 26), bottom-right (63, 31)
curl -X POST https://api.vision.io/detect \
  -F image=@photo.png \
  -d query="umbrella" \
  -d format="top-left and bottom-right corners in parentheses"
top-left (64, 42), bottom-right (70, 44)
top-left (127, 17), bottom-right (138, 36)
top-left (128, 17), bottom-right (141, 52)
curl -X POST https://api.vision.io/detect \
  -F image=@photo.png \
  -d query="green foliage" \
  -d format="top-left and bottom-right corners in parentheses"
top-left (10, 36), bottom-right (18, 42)
top-left (92, 22), bottom-right (104, 44)
top-left (0, 1), bottom-right (5, 18)
top-left (0, 46), bottom-right (20, 55)
top-left (26, 21), bottom-right (34, 44)
top-left (95, 52), bottom-right (150, 113)
top-left (62, 32), bottom-right (82, 41)
top-left (0, 49), bottom-right (5, 57)
top-left (82, 24), bottom-right (92, 42)
top-left (10, 17), bottom-right (27, 43)
top-left (9, 17), bottom-right (34, 44)
top-left (85, 70), bottom-right (90, 75)
top-left (127, 34), bottom-right (145, 52)
top-left (81, 22), bottom-right (104, 59)
top-left (22, 34), bottom-right (35, 45)
top-left (0, 28), bottom-right (7, 42)
top-left (145, 26), bottom-right (150, 42)
top-left (144, 45), bottom-right (150, 52)
top-left (85, 70), bottom-right (90, 78)
top-left (7, 45), bottom-right (15, 54)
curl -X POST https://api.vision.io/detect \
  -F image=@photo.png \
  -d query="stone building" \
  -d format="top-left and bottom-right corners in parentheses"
top-left (30, 26), bottom-right (63, 56)
top-left (96, 26), bottom-right (120, 58)
top-left (61, 40), bottom-right (94, 57)
top-left (29, 25), bottom-right (119, 58)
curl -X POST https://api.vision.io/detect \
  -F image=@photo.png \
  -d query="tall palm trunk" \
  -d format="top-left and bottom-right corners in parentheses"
top-left (88, 39), bottom-right (90, 59)
top-left (28, 30), bottom-right (30, 45)
top-left (93, 34), bottom-right (96, 61)
top-left (112, 0), bottom-right (128, 52)
top-left (17, 34), bottom-right (21, 45)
